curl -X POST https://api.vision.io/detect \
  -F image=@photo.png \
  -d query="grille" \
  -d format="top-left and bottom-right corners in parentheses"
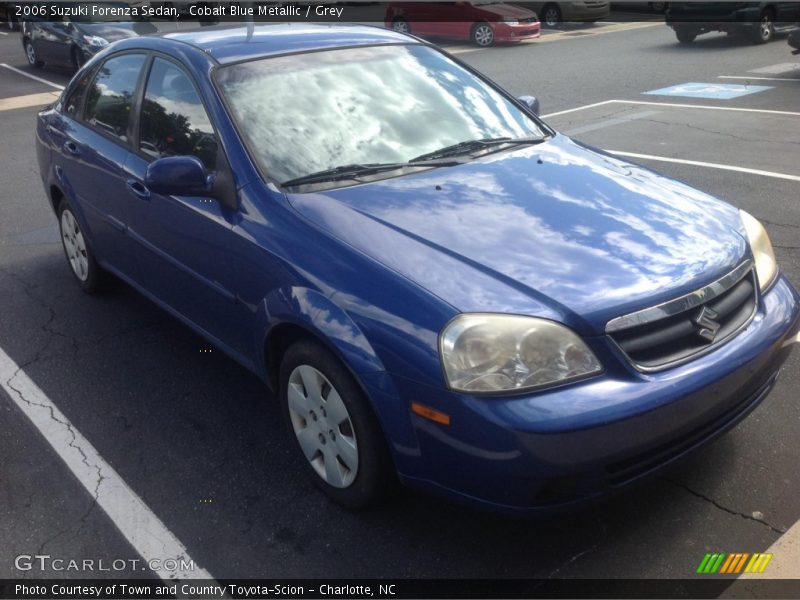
top-left (607, 262), bottom-right (757, 371)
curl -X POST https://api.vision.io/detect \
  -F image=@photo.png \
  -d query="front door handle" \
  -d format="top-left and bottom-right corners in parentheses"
top-left (63, 141), bottom-right (80, 156)
top-left (126, 179), bottom-right (151, 201)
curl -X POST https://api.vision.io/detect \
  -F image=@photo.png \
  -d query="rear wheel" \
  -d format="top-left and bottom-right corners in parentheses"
top-left (750, 10), bottom-right (774, 44)
top-left (280, 340), bottom-right (394, 509)
top-left (58, 199), bottom-right (103, 293)
top-left (471, 22), bottom-right (494, 46)
top-left (674, 26), bottom-right (697, 43)
top-left (541, 3), bottom-right (562, 28)
top-left (24, 39), bottom-right (44, 68)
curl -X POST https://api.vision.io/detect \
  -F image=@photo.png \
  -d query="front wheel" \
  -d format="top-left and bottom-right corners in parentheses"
top-left (751, 10), bottom-right (774, 44)
top-left (58, 200), bottom-right (103, 293)
top-left (280, 340), bottom-right (394, 509)
top-left (674, 26), bottom-right (697, 43)
top-left (24, 40), bottom-right (44, 68)
top-left (541, 3), bottom-right (562, 28)
top-left (472, 22), bottom-right (494, 46)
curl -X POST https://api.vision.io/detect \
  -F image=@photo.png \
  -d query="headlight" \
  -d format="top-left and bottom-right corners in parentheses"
top-left (440, 314), bottom-right (602, 394)
top-left (740, 210), bottom-right (778, 291)
top-left (82, 35), bottom-right (109, 47)
top-left (501, 16), bottom-right (518, 23)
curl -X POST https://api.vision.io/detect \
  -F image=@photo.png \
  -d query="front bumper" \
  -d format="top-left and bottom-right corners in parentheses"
top-left (372, 274), bottom-right (799, 514)
top-left (494, 22), bottom-right (541, 41)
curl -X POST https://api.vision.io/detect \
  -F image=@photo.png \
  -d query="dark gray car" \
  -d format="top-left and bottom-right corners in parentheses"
top-left (666, 2), bottom-right (800, 44)
top-left (21, 2), bottom-right (156, 71)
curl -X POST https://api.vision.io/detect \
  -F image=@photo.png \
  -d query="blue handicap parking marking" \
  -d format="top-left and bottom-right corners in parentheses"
top-left (643, 82), bottom-right (772, 99)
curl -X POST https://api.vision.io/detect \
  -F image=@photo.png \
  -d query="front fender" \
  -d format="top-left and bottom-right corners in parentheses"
top-left (256, 286), bottom-right (386, 382)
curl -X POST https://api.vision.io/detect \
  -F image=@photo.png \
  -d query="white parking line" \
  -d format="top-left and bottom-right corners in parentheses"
top-left (719, 75), bottom-right (800, 83)
top-left (0, 345), bottom-right (214, 582)
top-left (0, 91), bottom-right (61, 112)
top-left (748, 62), bottom-right (799, 75)
top-left (0, 63), bottom-right (64, 90)
top-left (0, 31), bottom-right (8, 36)
top-left (606, 150), bottom-right (800, 183)
top-left (542, 98), bottom-right (800, 119)
top-left (542, 99), bottom-right (616, 118)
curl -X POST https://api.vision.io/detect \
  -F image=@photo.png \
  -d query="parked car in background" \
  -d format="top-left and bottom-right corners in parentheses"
top-left (36, 25), bottom-right (800, 512)
top-left (21, 2), bottom-right (156, 71)
top-left (524, 2), bottom-right (610, 27)
top-left (611, 2), bottom-right (668, 13)
top-left (386, 1), bottom-right (540, 46)
top-left (666, 2), bottom-right (800, 44)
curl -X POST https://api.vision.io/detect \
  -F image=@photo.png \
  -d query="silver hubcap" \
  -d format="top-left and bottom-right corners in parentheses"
top-left (287, 365), bottom-right (358, 488)
top-left (26, 43), bottom-right (36, 65)
top-left (61, 209), bottom-right (89, 282)
top-left (393, 20), bottom-right (408, 33)
top-left (474, 24), bottom-right (493, 45)
top-left (760, 17), bottom-right (772, 38)
top-left (545, 9), bottom-right (559, 26)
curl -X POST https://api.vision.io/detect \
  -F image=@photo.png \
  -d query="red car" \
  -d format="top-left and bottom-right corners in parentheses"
top-left (385, 1), bottom-right (541, 46)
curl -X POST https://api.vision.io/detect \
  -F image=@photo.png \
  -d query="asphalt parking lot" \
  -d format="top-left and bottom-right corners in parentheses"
top-left (1, 11), bottom-right (799, 587)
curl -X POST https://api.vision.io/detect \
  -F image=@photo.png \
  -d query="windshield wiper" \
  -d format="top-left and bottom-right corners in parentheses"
top-left (281, 159), bottom-right (461, 188)
top-left (409, 136), bottom-right (546, 163)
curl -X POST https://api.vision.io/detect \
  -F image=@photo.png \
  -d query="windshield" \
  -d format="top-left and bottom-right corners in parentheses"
top-left (215, 44), bottom-right (546, 186)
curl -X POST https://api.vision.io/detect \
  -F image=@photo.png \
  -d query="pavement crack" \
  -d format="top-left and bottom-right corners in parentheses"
top-left (0, 266), bottom-right (79, 354)
top-left (665, 478), bottom-right (786, 534)
top-left (5, 367), bottom-right (107, 550)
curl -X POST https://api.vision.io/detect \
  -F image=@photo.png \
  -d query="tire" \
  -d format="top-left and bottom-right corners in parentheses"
top-left (750, 10), bottom-right (774, 44)
top-left (71, 47), bottom-right (86, 71)
top-left (57, 199), bottom-right (103, 293)
top-left (649, 2), bottom-right (667, 12)
top-left (391, 17), bottom-right (410, 34)
top-left (674, 26), bottom-right (697, 44)
top-left (279, 340), bottom-right (394, 509)
top-left (471, 22), bottom-right (495, 46)
top-left (541, 3), bottom-right (562, 28)
top-left (24, 39), bottom-right (44, 68)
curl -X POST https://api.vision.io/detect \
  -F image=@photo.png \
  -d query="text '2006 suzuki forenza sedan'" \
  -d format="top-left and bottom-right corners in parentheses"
top-left (36, 24), bottom-right (799, 513)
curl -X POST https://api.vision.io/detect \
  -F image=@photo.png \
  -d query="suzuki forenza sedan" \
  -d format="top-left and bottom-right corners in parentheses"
top-left (36, 24), bottom-right (799, 512)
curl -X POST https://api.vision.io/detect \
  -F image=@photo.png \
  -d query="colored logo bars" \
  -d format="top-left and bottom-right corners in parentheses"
top-left (696, 552), bottom-right (773, 574)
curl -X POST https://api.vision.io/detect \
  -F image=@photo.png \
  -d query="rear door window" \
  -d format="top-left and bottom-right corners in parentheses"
top-left (84, 53), bottom-right (146, 142)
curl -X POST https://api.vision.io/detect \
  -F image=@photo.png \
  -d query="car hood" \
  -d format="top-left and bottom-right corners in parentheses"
top-left (77, 21), bottom-right (157, 42)
top-left (473, 2), bottom-right (538, 19)
top-left (288, 134), bottom-right (748, 334)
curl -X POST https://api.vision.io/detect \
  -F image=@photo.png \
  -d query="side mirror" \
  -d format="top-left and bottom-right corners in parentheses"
top-left (517, 95), bottom-right (540, 116)
top-left (145, 156), bottom-right (213, 197)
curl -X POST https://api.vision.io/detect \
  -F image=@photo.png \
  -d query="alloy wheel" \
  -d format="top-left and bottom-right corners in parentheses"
top-left (25, 42), bottom-right (37, 66)
top-left (60, 209), bottom-right (89, 282)
top-left (759, 14), bottom-right (773, 41)
top-left (544, 7), bottom-right (560, 27)
top-left (473, 23), bottom-right (494, 46)
top-left (287, 364), bottom-right (359, 488)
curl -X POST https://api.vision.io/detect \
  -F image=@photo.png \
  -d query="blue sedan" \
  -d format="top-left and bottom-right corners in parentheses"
top-left (36, 24), bottom-right (799, 512)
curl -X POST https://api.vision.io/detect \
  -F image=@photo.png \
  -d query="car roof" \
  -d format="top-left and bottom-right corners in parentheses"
top-left (155, 23), bottom-right (417, 64)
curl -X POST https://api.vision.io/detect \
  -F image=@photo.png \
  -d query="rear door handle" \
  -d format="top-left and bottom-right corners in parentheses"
top-left (62, 141), bottom-right (80, 156)
top-left (126, 179), bottom-right (151, 201)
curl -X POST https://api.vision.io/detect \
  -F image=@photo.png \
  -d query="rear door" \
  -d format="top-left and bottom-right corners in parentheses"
top-left (123, 56), bottom-right (250, 356)
top-left (55, 52), bottom-right (147, 280)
